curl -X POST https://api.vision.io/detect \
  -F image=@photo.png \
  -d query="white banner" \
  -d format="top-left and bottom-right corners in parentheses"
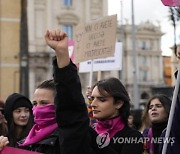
top-left (78, 42), bottom-right (122, 72)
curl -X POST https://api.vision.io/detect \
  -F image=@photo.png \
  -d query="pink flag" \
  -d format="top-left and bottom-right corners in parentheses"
top-left (68, 40), bottom-right (74, 62)
top-left (0, 146), bottom-right (42, 154)
top-left (161, 0), bottom-right (180, 6)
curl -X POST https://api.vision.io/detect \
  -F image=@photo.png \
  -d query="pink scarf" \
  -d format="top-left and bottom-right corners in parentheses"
top-left (147, 128), bottom-right (154, 154)
top-left (95, 116), bottom-right (125, 138)
top-left (19, 104), bottom-right (58, 146)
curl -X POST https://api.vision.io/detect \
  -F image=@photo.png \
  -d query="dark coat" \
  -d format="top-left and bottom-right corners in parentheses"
top-left (19, 128), bottom-right (61, 154)
top-left (53, 59), bottom-right (143, 154)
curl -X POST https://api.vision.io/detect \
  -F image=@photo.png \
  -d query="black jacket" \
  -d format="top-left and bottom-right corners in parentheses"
top-left (53, 59), bottom-right (143, 154)
top-left (19, 128), bottom-right (61, 154)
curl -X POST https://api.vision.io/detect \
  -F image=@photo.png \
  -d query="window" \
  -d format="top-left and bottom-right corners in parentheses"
top-left (140, 70), bottom-right (147, 81)
top-left (141, 41), bottom-right (146, 50)
top-left (63, 25), bottom-right (73, 40)
top-left (64, 0), bottom-right (72, 6)
top-left (141, 56), bottom-right (146, 64)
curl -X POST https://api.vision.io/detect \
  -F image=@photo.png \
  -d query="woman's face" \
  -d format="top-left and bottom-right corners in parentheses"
top-left (90, 86), bottom-right (122, 120)
top-left (13, 107), bottom-right (30, 126)
top-left (128, 115), bottom-right (134, 128)
top-left (148, 98), bottom-right (168, 123)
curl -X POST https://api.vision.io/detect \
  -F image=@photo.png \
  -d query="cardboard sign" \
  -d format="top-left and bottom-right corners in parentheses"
top-left (0, 146), bottom-right (42, 154)
top-left (74, 15), bottom-right (117, 63)
top-left (161, 0), bottom-right (180, 6)
top-left (79, 42), bottom-right (122, 72)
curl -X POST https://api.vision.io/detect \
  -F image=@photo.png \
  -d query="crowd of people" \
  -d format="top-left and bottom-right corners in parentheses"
top-left (0, 29), bottom-right (179, 154)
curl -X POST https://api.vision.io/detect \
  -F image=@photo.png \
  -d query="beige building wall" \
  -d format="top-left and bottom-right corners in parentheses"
top-left (27, 1), bottom-right (165, 105)
top-left (118, 21), bottom-right (164, 106)
top-left (0, 0), bottom-right (20, 100)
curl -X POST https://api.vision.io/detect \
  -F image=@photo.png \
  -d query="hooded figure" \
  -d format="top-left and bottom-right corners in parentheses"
top-left (4, 93), bottom-right (33, 147)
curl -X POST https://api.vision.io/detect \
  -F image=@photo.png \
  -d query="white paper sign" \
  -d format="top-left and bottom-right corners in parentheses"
top-left (78, 42), bottom-right (122, 72)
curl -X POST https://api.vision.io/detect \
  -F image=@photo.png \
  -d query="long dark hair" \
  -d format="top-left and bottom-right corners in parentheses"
top-left (8, 112), bottom-right (34, 147)
top-left (92, 77), bottom-right (130, 125)
top-left (145, 94), bottom-right (171, 123)
top-left (4, 93), bottom-right (34, 147)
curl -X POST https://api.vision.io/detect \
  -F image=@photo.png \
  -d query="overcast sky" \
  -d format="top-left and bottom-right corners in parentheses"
top-left (108, 0), bottom-right (180, 56)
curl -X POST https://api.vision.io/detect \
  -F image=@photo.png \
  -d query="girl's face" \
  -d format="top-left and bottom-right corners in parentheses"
top-left (13, 107), bottom-right (30, 126)
top-left (148, 98), bottom-right (168, 123)
top-left (90, 86), bottom-right (122, 120)
top-left (128, 115), bottom-right (134, 128)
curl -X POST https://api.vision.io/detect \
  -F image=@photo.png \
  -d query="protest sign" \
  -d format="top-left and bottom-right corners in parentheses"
top-left (161, 0), bottom-right (180, 6)
top-left (74, 15), bottom-right (117, 63)
top-left (79, 42), bottom-right (122, 72)
top-left (0, 146), bottom-right (42, 154)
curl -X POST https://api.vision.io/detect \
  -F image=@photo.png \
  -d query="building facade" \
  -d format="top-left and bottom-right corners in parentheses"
top-left (27, 1), bottom-right (166, 107)
top-left (121, 21), bottom-right (165, 107)
top-left (27, 0), bottom-right (108, 99)
top-left (0, 0), bottom-right (21, 100)
top-left (0, 0), bottom-right (167, 108)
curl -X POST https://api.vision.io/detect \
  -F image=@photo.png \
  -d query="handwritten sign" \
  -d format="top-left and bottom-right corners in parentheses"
top-left (0, 146), bottom-right (42, 154)
top-left (79, 42), bottom-right (123, 72)
top-left (74, 15), bottom-right (117, 63)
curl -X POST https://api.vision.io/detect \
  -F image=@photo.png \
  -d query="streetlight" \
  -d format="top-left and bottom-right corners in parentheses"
top-left (131, 0), bottom-right (139, 109)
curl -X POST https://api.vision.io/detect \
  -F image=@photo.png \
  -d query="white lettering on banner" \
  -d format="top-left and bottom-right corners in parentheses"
top-left (78, 42), bottom-right (122, 72)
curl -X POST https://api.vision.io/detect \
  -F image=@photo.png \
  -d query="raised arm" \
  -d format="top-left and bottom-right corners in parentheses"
top-left (45, 29), bottom-right (70, 68)
top-left (45, 29), bottom-right (93, 154)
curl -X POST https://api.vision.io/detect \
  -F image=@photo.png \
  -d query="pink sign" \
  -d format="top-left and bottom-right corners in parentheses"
top-left (0, 146), bottom-right (42, 154)
top-left (161, 0), bottom-right (180, 6)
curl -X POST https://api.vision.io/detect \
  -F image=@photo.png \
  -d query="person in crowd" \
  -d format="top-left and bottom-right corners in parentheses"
top-left (0, 80), bottom-right (61, 154)
top-left (90, 77), bottom-right (143, 153)
top-left (139, 110), bottom-right (151, 133)
top-left (18, 79), bottom-right (61, 154)
top-left (45, 29), bottom-right (143, 154)
top-left (86, 86), bottom-right (96, 125)
top-left (128, 111), bottom-right (134, 128)
top-left (128, 109), bottom-right (143, 131)
top-left (4, 93), bottom-right (33, 147)
top-left (143, 94), bottom-right (171, 154)
top-left (0, 99), bottom-right (8, 136)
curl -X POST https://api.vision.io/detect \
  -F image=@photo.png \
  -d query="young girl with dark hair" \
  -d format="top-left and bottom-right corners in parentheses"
top-left (4, 93), bottom-right (34, 147)
top-left (143, 94), bottom-right (171, 154)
